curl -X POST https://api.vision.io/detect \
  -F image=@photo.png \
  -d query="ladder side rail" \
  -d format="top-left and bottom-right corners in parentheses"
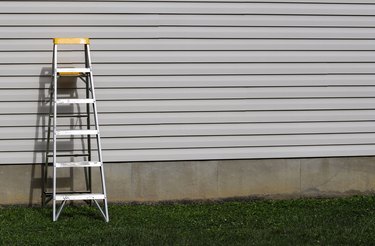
top-left (84, 44), bottom-right (92, 193)
top-left (86, 44), bottom-right (109, 222)
top-left (86, 44), bottom-right (102, 163)
top-left (52, 44), bottom-right (58, 221)
top-left (42, 49), bottom-right (55, 207)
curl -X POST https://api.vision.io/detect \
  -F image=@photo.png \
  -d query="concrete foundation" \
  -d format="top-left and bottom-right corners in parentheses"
top-left (1, 157), bottom-right (375, 205)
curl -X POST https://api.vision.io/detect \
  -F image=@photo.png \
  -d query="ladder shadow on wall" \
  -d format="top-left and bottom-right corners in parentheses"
top-left (30, 67), bottom-right (88, 205)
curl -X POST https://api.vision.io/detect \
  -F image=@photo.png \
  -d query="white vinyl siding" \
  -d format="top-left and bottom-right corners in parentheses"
top-left (0, 0), bottom-right (375, 164)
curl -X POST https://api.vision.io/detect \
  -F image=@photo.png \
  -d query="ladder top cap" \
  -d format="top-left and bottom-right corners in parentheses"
top-left (53, 38), bottom-right (90, 45)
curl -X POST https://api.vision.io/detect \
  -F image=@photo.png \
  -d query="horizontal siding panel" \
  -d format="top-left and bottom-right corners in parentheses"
top-left (100, 133), bottom-right (375, 149)
top-left (87, 39), bottom-right (375, 51)
top-left (1, 75), bottom-right (375, 89)
top-left (2, 121), bottom-right (375, 139)
top-left (2, 2), bottom-right (375, 15)
top-left (0, 151), bottom-right (92, 164)
top-left (1, 87), bottom-right (375, 102)
top-left (6, 51), bottom-right (375, 64)
top-left (11, 1), bottom-right (375, 3)
top-left (4, 39), bottom-right (375, 52)
top-left (2, 27), bottom-right (375, 39)
top-left (3, 98), bottom-right (375, 114)
top-left (96, 111), bottom-right (375, 125)
top-left (0, 139), bottom-right (93, 152)
top-left (98, 98), bottom-right (375, 111)
top-left (3, 133), bottom-right (375, 152)
top-left (99, 122), bottom-right (375, 137)
top-left (3, 63), bottom-right (375, 76)
top-left (106, 145), bottom-right (375, 162)
top-left (99, 134), bottom-right (375, 149)
top-left (93, 87), bottom-right (375, 99)
top-left (244, 0), bottom-right (375, 3)
top-left (4, 14), bottom-right (375, 27)
top-left (1, 111), bottom-right (375, 127)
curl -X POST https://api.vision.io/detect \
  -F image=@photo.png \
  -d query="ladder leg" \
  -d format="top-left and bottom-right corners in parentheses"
top-left (102, 166), bottom-right (110, 222)
top-left (87, 44), bottom-right (109, 222)
top-left (90, 73), bottom-right (109, 222)
top-left (42, 85), bottom-right (53, 206)
top-left (52, 44), bottom-right (58, 222)
top-left (83, 45), bottom-right (92, 198)
top-left (85, 72), bottom-right (92, 195)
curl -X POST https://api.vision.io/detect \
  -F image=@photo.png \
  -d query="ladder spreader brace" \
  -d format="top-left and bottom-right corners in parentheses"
top-left (42, 38), bottom-right (109, 222)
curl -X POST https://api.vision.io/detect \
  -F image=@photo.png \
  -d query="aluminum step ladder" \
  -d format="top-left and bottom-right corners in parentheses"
top-left (42, 38), bottom-right (109, 222)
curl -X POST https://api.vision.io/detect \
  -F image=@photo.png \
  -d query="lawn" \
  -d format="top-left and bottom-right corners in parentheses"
top-left (1, 196), bottom-right (375, 245)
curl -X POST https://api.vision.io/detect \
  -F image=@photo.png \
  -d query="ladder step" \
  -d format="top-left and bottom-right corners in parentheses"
top-left (55, 114), bottom-right (89, 118)
top-left (56, 161), bottom-right (102, 168)
top-left (55, 193), bottom-right (105, 201)
top-left (47, 154), bottom-right (90, 158)
top-left (44, 191), bottom-right (92, 196)
top-left (56, 130), bottom-right (98, 136)
top-left (56, 68), bottom-right (90, 74)
top-left (56, 99), bottom-right (94, 104)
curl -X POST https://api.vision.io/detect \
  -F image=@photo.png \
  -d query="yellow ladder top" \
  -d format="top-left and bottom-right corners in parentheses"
top-left (58, 72), bottom-right (82, 76)
top-left (53, 38), bottom-right (90, 45)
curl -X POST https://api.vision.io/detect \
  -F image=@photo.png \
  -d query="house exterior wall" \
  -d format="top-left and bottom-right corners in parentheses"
top-left (1, 0), bottom-right (375, 203)
top-left (1, 0), bottom-right (375, 164)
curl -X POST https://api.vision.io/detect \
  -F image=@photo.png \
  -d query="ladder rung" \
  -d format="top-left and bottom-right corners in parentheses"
top-left (56, 161), bottom-right (102, 168)
top-left (55, 114), bottom-right (89, 118)
top-left (56, 99), bottom-right (94, 104)
top-left (56, 130), bottom-right (98, 136)
top-left (44, 191), bottom-right (92, 196)
top-left (55, 193), bottom-right (105, 201)
top-left (56, 68), bottom-right (90, 74)
top-left (47, 154), bottom-right (90, 158)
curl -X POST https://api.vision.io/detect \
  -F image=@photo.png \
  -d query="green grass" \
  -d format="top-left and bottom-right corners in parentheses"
top-left (1, 196), bottom-right (375, 245)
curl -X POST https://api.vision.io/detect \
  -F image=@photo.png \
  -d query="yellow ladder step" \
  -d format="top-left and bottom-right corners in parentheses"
top-left (53, 37), bottom-right (90, 45)
top-left (56, 67), bottom-right (90, 76)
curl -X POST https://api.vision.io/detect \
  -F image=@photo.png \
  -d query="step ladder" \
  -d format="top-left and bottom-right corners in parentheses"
top-left (42, 38), bottom-right (109, 222)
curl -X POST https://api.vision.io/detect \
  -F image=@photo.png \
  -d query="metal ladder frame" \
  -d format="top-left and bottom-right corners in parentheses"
top-left (42, 38), bottom-right (109, 222)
